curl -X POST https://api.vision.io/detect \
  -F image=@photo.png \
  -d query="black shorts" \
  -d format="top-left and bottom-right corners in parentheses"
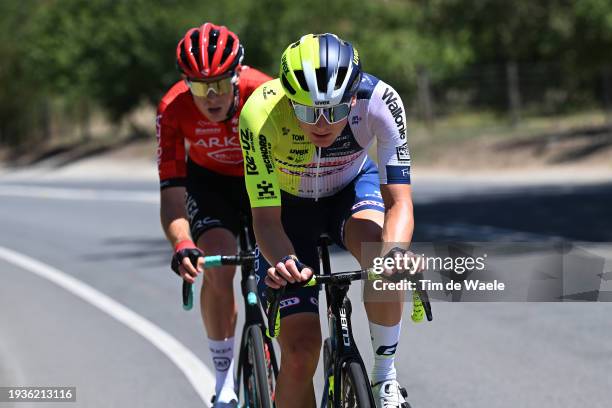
top-left (185, 159), bottom-right (253, 244)
top-left (255, 158), bottom-right (385, 318)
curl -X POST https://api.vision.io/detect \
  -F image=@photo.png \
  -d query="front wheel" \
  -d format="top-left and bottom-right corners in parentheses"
top-left (241, 325), bottom-right (274, 408)
top-left (339, 361), bottom-right (372, 408)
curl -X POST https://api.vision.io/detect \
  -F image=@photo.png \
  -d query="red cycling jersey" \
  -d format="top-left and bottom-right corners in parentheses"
top-left (156, 66), bottom-right (272, 188)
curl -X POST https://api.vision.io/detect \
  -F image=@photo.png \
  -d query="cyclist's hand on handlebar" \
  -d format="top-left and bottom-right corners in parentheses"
top-left (265, 255), bottom-right (313, 289)
top-left (170, 240), bottom-right (204, 284)
top-left (381, 247), bottom-right (424, 279)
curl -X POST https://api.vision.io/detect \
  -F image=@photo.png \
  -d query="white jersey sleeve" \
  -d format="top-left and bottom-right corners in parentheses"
top-left (368, 80), bottom-right (411, 184)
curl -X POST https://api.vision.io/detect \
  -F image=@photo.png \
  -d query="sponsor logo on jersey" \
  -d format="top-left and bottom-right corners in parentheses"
top-left (381, 87), bottom-right (407, 140)
top-left (241, 128), bottom-right (258, 175)
top-left (245, 156), bottom-right (258, 175)
top-left (289, 148), bottom-right (309, 156)
top-left (194, 136), bottom-right (238, 148)
top-left (279, 297), bottom-right (300, 309)
top-left (275, 152), bottom-right (361, 169)
top-left (259, 134), bottom-right (275, 174)
top-left (287, 147), bottom-right (309, 163)
top-left (156, 147), bottom-right (162, 167)
top-left (240, 128), bottom-right (255, 151)
top-left (351, 115), bottom-right (362, 125)
top-left (156, 115), bottom-right (163, 166)
top-left (206, 148), bottom-right (244, 165)
top-left (319, 129), bottom-right (363, 158)
top-left (279, 164), bottom-right (351, 178)
top-left (279, 162), bottom-right (352, 178)
top-left (295, 185), bottom-right (342, 195)
top-left (156, 115), bottom-right (162, 139)
top-left (385, 165), bottom-right (411, 184)
top-left (262, 86), bottom-right (277, 99)
top-left (195, 127), bottom-right (222, 136)
top-left (395, 142), bottom-right (410, 162)
top-left (292, 133), bottom-right (305, 142)
top-left (256, 181), bottom-right (277, 199)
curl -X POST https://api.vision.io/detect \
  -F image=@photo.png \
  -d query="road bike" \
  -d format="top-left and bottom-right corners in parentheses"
top-left (182, 217), bottom-right (278, 408)
top-left (266, 235), bottom-right (432, 407)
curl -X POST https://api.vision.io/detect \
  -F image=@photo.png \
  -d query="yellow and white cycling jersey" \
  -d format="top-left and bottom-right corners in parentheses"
top-left (239, 73), bottom-right (411, 208)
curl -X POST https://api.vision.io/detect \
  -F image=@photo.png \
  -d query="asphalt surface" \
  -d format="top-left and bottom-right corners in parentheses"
top-left (1, 174), bottom-right (611, 407)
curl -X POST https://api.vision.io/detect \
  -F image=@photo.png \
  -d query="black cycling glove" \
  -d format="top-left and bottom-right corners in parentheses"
top-left (171, 240), bottom-right (203, 276)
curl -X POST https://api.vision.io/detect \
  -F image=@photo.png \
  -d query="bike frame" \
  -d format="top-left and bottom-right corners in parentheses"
top-left (180, 214), bottom-right (279, 405)
top-left (318, 236), bottom-right (375, 407)
top-left (263, 235), bottom-right (432, 407)
top-left (234, 216), bottom-right (280, 396)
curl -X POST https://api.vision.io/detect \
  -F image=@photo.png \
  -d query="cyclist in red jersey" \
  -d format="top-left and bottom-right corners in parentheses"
top-left (157, 22), bottom-right (271, 407)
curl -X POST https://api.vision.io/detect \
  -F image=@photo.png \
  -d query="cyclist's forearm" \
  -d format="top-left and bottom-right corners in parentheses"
top-left (381, 202), bottom-right (414, 254)
top-left (380, 184), bottom-right (414, 252)
top-left (163, 217), bottom-right (193, 247)
top-left (160, 187), bottom-right (193, 247)
top-left (252, 208), bottom-right (296, 264)
top-left (382, 202), bottom-right (414, 242)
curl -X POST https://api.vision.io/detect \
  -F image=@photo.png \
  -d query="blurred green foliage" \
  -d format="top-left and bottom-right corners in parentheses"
top-left (1, 0), bottom-right (612, 146)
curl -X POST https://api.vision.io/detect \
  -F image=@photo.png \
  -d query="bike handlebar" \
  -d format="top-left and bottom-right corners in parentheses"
top-left (265, 269), bottom-right (433, 338)
top-left (182, 254), bottom-right (256, 310)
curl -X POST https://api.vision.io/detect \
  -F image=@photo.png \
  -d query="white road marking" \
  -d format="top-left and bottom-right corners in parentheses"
top-left (0, 185), bottom-right (157, 203)
top-left (0, 246), bottom-right (214, 406)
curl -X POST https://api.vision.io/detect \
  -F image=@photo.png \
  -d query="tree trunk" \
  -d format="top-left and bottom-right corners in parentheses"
top-left (506, 61), bottom-right (522, 127)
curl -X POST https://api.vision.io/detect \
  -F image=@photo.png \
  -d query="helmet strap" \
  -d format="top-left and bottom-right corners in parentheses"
top-left (223, 72), bottom-right (240, 121)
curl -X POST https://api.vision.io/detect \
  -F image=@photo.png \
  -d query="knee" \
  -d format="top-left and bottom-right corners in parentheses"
top-left (202, 266), bottom-right (235, 293)
top-left (280, 331), bottom-right (321, 380)
top-left (198, 228), bottom-right (237, 293)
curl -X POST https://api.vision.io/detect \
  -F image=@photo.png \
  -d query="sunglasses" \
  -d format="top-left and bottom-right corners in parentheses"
top-left (291, 101), bottom-right (352, 124)
top-left (186, 76), bottom-right (235, 97)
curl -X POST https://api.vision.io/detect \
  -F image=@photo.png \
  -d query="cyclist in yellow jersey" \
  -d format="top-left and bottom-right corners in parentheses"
top-left (239, 33), bottom-right (414, 408)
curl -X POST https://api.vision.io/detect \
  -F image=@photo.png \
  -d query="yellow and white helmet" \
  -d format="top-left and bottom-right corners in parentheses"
top-left (279, 33), bottom-right (362, 107)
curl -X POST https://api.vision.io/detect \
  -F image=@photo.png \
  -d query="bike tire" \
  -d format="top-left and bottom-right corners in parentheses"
top-left (243, 325), bottom-right (274, 408)
top-left (322, 338), bottom-right (333, 407)
top-left (340, 361), bottom-right (373, 408)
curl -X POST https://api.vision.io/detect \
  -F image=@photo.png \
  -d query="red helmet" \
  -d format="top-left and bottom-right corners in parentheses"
top-left (176, 23), bottom-right (244, 79)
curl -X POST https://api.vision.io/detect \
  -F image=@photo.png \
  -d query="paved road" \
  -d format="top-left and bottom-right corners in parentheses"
top-left (0, 176), bottom-right (611, 407)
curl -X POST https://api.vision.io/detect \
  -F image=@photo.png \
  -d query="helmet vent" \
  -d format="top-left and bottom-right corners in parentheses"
top-left (294, 70), bottom-right (309, 92)
top-left (220, 36), bottom-right (234, 66)
top-left (281, 75), bottom-right (296, 95)
top-left (189, 31), bottom-right (201, 69)
top-left (179, 44), bottom-right (191, 72)
top-left (207, 29), bottom-right (219, 64)
top-left (334, 67), bottom-right (348, 90)
top-left (315, 67), bottom-right (327, 93)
